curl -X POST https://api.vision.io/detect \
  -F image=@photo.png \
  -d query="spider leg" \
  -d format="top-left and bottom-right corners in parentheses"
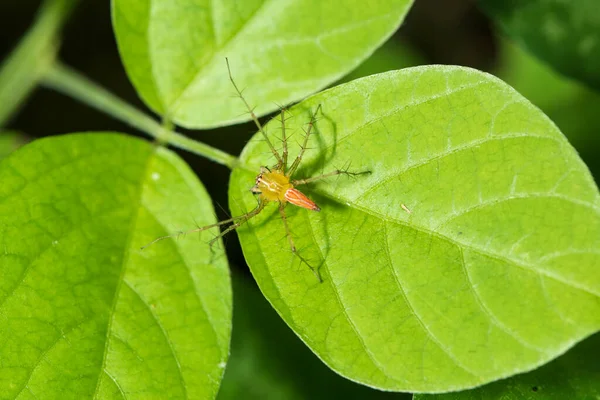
top-left (142, 199), bottom-right (266, 250)
top-left (278, 203), bottom-right (323, 283)
top-left (291, 168), bottom-right (370, 186)
top-left (280, 108), bottom-right (288, 172)
top-left (207, 200), bottom-right (266, 248)
top-left (225, 58), bottom-right (284, 168)
top-left (287, 104), bottom-right (322, 176)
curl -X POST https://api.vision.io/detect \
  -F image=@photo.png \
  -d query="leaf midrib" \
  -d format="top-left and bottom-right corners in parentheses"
top-left (157, 0), bottom-right (274, 113)
top-left (92, 147), bottom-right (189, 399)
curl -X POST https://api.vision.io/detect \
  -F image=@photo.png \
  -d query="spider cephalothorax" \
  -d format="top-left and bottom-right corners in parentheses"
top-left (252, 167), bottom-right (320, 211)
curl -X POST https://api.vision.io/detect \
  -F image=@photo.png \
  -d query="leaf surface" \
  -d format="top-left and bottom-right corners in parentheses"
top-left (229, 67), bottom-right (600, 391)
top-left (112, 0), bottom-right (413, 128)
top-left (0, 133), bottom-right (231, 399)
top-left (219, 275), bottom-right (409, 399)
top-left (480, 0), bottom-right (600, 91)
top-left (414, 332), bottom-right (600, 399)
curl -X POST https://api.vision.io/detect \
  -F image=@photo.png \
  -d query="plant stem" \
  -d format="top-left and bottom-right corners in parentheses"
top-left (0, 0), bottom-right (78, 127)
top-left (41, 61), bottom-right (239, 169)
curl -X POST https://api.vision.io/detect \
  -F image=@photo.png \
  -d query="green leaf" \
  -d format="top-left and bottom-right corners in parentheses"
top-left (0, 0), bottom-right (77, 127)
top-left (111, 0), bottom-right (414, 129)
top-left (228, 67), bottom-right (600, 392)
top-left (338, 38), bottom-right (425, 85)
top-left (0, 133), bottom-right (231, 398)
top-left (219, 274), bottom-right (410, 400)
top-left (413, 332), bottom-right (600, 399)
top-left (479, 0), bottom-right (600, 91)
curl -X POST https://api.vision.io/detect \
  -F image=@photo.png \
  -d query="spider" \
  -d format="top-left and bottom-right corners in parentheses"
top-left (144, 59), bottom-right (370, 282)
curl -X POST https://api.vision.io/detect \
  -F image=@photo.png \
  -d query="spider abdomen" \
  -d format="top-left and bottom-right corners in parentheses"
top-left (284, 188), bottom-right (321, 211)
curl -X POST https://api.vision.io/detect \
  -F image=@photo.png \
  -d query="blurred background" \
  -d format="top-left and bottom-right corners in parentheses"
top-left (1, 0), bottom-right (599, 398)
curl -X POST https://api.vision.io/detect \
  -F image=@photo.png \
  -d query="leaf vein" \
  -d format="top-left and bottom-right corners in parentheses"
top-left (168, 0), bottom-right (274, 112)
top-left (123, 280), bottom-right (188, 397)
top-left (435, 193), bottom-right (600, 230)
top-left (141, 205), bottom-right (223, 352)
top-left (337, 202), bottom-right (600, 298)
top-left (12, 319), bottom-right (90, 399)
top-left (382, 220), bottom-right (481, 379)
top-left (458, 246), bottom-right (548, 353)
top-left (92, 150), bottom-right (156, 399)
top-left (303, 209), bottom-right (398, 383)
top-left (354, 133), bottom-right (565, 203)
top-left (103, 369), bottom-right (127, 399)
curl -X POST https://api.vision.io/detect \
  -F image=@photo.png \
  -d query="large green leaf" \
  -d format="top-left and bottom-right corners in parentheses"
top-left (479, 0), bottom-right (600, 91)
top-left (0, 133), bottom-right (231, 398)
top-left (414, 332), bottom-right (600, 399)
top-left (111, 0), bottom-right (413, 129)
top-left (228, 67), bottom-right (600, 392)
top-left (219, 274), bottom-right (409, 400)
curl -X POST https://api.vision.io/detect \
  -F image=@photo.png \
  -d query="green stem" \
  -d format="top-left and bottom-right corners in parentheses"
top-left (0, 0), bottom-right (78, 127)
top-left (41, 62), bottom-right (238, 169)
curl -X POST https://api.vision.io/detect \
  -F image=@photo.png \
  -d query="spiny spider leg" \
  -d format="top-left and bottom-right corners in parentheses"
top-left (287, 104), bottom-right (322, 176)
top-left (278, 203), bottom-right (323, 283)
top-left (225, 58), bottom-right (283, 169)
top-left (280, 108), bottom-right (288, 172)
top-left (208, 200), bottom-right (266, 248)
top-left (141, 199), bottom-right (266, 250)
top-left (292, 169), bottom-right (371, 186)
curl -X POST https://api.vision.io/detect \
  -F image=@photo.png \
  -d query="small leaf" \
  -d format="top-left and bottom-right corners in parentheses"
top-left (0, 133), bottom-right (231, 398)
top-left (111, 0), bottom-right (414, 128)
top-left (229, 67), bottom-right (600, 392)
top-left (414, 332), bottom-right (600, 399)
top-left (480, 0), bottom-right (600, 91)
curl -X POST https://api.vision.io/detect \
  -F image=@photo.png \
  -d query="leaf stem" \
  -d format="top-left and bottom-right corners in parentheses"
top-left (0, 0), bottom-right (78, 127)
top-left (41, 61), bottom-right (239, 169)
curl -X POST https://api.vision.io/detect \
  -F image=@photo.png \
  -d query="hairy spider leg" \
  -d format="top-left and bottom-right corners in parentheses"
top-left (278, 203), bottom-right (323, 282)
top-left (292, 170), bottom-right (411, 214)
top-left (226, 58), bottom-right (284, 169)
top-left (287, 104), bottom-right (322, 176)
top-left (292, 169), bottom-right (371, 186)
top-left (207, 200), bottom-right (266, 247)
top-left (280, 108), bottom-right (288, 172)
top-left (141, 200), bottom-right (265, 250)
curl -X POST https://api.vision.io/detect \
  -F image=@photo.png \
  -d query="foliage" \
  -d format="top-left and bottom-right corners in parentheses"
top-left (415, 332), bottom-right (600, 400)
top-left (480, 0), bottom-right (600, 90)
top-left (0, 0), bottom-right (599, 398)
top-left (112, 0), bottom-right (414, 128)
top-left (230, 66), bottom-right (600, 391)
top-left (0, 134), bottom-right (231, 398)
